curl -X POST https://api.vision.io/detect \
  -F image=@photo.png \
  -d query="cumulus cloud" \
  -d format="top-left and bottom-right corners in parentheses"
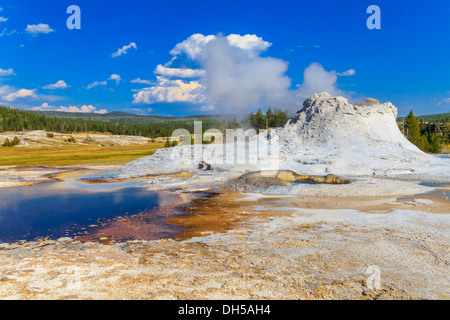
top-left (158, 33), bottom-right (272, 84)
top-left (108, 74), bottom-right (122, 84)
top-left (0, 17), bottom-right (8, 23)
top-left (42, 80), bottom-right (69, 90)
top-left (169, 34), bottom-right (216, 60)
top-left (32, 103), bottom-right (108, 114)
top-left (111, 42), bottom-right (137, 58)
top-left (170, 34), bottom-right (271, 60)
top-left (132, 76), bottom-right (206, 105)
top-left (4, 88), bottom-right (37, 101)
top-left (154, 64), bottom-right (205, 78)
top-left (0, 68), bottom-right (14, 76)
top-left (295, 62), bottom-right (348, 100)
top-left (0, 85), bottom-right (63, 105)
top-left (226, 34), bottom-right (272, 56)
top-left (337, 69), bottom-right (356, 76)
top-left (86, 81), bottom-right (107, 90)
top-left (25, 23), bottom-right (54, 34)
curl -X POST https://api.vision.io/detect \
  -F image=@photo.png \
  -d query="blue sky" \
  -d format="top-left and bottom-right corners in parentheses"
top-left (0, 0), bottom-right (449, 116)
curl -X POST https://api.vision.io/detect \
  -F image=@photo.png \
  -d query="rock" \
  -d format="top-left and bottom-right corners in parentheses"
top-left (198, 161), bottom-right (212, 171)
top-left (228, 170), bottom-right (351, 191)
top-left (276, 171), bottom-right (298, 182)
top-left (355, 98), bottom-right (380, 106)
top-left (230, 171), bottom-right (292, 189)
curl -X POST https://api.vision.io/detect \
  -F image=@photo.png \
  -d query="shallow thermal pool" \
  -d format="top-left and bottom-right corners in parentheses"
top-left (0, 172), bottom-right (184, 243)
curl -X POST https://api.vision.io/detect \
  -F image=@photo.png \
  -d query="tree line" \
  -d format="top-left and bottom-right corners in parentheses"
top-left (0, 106), bottom-right (238, 139)
top-left (403, 110), bottom-right (445, 154)
top-left (248, 108), bottom-right (290, 130)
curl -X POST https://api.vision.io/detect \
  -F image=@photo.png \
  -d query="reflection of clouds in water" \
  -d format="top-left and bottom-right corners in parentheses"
top-left (155, 192), bottom-right (182, 207)
top-left (56, 180), bottom-right (144, 192)
top-left (113, 192), bottom-right (124, 205)
top-left (0, 186), bottom-right (38, 218)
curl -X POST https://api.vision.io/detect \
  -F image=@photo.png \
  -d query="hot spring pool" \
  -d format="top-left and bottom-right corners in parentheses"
top-left (0, 172), bottom-right (185, 243)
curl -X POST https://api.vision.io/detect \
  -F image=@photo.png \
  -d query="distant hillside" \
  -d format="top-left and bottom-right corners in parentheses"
top-left (30, 110), bottom-right (235, 122)
top-left (397, 112), bottom-right (450, 123)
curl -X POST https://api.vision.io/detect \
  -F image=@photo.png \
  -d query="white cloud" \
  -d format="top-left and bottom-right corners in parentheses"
top-left (154, 64), bottom-right (205, 78)
top-left (25, 23), bottom-right (54, 34)
top-left (132, 76), bottom-right (206, 105)
top-left (86, 81), bottom-right (107, 90)
top-left (108, 74), bottom-right (121, 84)
top-left (0, 85), bottom-right (56, 106)
top-left (0, 68), bottom-right (14, 76)
top-left (126, 107), bottom-right (153, 115)
top-left (170, 34), bottom-right (216, 59)
top-left (111, 42), bottom-right (137, 58)
top-left (438, 98), bottom-right (450, 106)
top-left (337, 69), bottom-right (356, 76)
top-left (32, 103), bottom-right (108, 114)
top-left (226, 34), bottom-right (272, 55)
top-left (130, 78), bottom-right (152, 85)
top-left (0, 28), bottom-right (16, 37)
top-left (200, 105), bottom-right (216, 111)
top-left (0, 85), bottom-right (13, 99)
top-left (42, 80), bottom-right (69, 90)
top-left (0, 17), bottom-right (8, 23)
top-left (169, 33), bottom-right (271, 60)
top-left (4, 88), bottom-right (37, 101)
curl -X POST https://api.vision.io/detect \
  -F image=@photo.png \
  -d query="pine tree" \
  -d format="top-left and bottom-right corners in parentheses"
top-left (164, 137), bottom-right (172, 148)
top-left (11, 136), bottom-right (20, 146)
top-left (2, 138), bottom-right (11, 147)
top-left (426, 133), bottom-right (442, 154)
top-left (272, 108), bottom-right (289, 127)
top-left (255, 108), bottom-right (266, 130)
top-left (405, 110), bottom-right (423, 150)
top-left (266, 108), bottom-right (273, 128)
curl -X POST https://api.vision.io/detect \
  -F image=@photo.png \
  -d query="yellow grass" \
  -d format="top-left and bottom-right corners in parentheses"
top-left (0, 143), bottom-right (165, 166)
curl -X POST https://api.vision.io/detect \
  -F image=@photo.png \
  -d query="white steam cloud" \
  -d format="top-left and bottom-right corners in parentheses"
top-left (296, 62), bottom-right (348, 100)
top-left (198, 36), bottom-right (296, 114)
